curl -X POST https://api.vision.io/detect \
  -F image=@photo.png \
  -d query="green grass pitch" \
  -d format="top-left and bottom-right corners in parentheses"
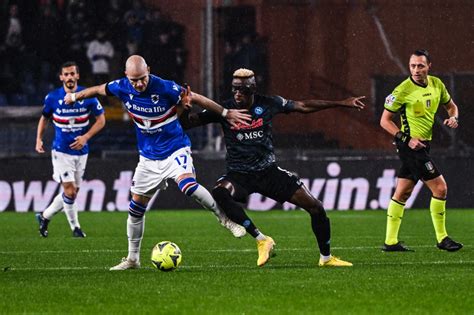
top-left (0, 209), bottom-right (473, 314)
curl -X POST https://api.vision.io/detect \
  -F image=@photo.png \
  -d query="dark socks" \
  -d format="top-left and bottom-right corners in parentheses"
top-left (212, 187), bottom-right (261, 238)
top-left (310, 213), bottom-right (331, 256)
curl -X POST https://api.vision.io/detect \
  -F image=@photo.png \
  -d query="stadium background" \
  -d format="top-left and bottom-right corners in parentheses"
top-left (1, 0), bottom-right (473, 211)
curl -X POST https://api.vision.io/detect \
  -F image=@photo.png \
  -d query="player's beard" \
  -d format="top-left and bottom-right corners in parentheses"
top-left (65, 80), bottom-right (76, 90)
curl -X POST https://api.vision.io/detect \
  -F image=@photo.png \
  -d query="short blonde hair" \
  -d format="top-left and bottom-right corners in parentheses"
top-left (233, 68), bottom-right (255, 79)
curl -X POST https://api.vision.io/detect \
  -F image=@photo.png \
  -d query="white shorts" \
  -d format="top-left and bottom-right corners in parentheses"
top-left (131, 147), bottom-right (195, 198)
top-left (51, 150), bottom-right (88, 187)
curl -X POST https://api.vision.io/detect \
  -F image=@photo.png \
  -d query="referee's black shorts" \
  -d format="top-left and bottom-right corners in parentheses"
top-left (395, 139), bottom-right (441, 182)
top-left (218, 164), bottom-right (303, 204)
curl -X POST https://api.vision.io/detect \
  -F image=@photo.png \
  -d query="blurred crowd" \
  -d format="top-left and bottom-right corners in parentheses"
top-left (0, 0), bottom-right (187, 106)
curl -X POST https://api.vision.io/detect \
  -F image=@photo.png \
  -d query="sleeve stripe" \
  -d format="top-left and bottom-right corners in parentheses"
top-left (442, 98), bottom-right (452, 105)
top-left (105, 83), bottom-right (113, 96)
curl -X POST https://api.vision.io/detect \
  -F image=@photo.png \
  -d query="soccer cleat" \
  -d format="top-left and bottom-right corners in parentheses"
top-left (318, 256), bottom-right (353, 267)
top-left (382, 242), bottom-right (414, 252)
top-left (109, 257), bottom-right (140, 271)
top-left (36, 213), bottom-right (49, 237)
top-left (72, 227), bottom-right (86, 238)
top-left (437, 236), bottom-right (463, 252)
top-left (219, 217), bottom-right (246, 238)
top-left (257, 236), bottom-right (276, 267)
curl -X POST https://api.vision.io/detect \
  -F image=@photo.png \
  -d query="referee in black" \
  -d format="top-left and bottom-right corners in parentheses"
top-left (180, 68), bottom-right (365, 267)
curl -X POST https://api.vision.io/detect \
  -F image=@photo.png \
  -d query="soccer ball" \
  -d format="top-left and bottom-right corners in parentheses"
top-left (151, 241), bottom-right (182, 271)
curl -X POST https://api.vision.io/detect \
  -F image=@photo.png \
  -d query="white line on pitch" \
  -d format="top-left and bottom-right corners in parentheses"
top-left (0, 244), bottom-right (471, 255)
top-left (6, 260), bottom-right (474, 271)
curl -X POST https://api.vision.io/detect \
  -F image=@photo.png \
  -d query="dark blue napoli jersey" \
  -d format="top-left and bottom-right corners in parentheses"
top-left (197, 94), bottom-right (295, 172)
top-left (42, 86), bottom-right (104, 155)
top-left (106, 74), bottom-right (190, 160)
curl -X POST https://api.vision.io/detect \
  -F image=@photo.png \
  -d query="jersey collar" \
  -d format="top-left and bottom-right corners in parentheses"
top-left (409, 76), bottom-right (428, 88)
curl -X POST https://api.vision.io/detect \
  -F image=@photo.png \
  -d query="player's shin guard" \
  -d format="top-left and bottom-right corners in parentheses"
top-left (43, 193), bottom-right (64, 220)
top-left (385, 199), bottom-right (405, 245)
top-left (310, 212), bottom-right (331, 256)
top-left (430, 197), bottom-right (448, 243)
top-left (212, 187), bottom-right (260, 237)
top-left (127, 200), bottom-right (146, 262)
top-left (62, 193), bottom-right (79, 230)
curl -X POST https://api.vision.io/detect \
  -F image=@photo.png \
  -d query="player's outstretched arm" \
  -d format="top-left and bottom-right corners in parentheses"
top-left (179, 110), bottom-right (207, 130)
top-left (64, 84), bottom-right (108, 104)
top-left (70, 113), bottom-right (106, 150)
top-left (293, 96), bottom-right (366, 113)
top-left (190, 92), bottom-right (251, 127)
top-left (35, 115), bottom-right (49, 154)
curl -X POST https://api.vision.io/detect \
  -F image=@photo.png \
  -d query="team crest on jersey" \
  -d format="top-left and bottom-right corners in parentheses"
top-left (129, 94), bottom-right (134, 100)
top-left (385, 94), bottom-right (396, 106)
top-left (426, 100), bottom-right (431, 108)
top-left (58, 100), bottom-right (63, 105)
top-left (254, 106), bottom-right (263, 115)
top-left (151, 94), bottom-right (160, 104)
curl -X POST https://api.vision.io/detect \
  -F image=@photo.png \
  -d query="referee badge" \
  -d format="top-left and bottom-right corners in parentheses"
top-left (385, 94), bottom-right (396, 107)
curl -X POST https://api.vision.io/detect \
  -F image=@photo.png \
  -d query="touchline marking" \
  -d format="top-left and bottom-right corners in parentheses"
top-left (0, 245), bottom-right (470, 255)
top-left (6, 260), bottom-right (474, 271)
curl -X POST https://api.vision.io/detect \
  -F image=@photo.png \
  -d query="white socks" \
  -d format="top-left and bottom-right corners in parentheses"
top-left (127, 215), bottom-right (145, 262)
top-left (43, 192), bottom-right (81, 231)
top-left (320, 254), bottom-right (331, 262)
top-left (42, 193), bottom-right (64, 219)
top-left (62, 193), bottom-right (79, 230)
top-left (190, 185), bottom-right (224, 219)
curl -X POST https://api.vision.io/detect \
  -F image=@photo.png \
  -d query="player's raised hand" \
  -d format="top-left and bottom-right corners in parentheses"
top-left (225, 109), bottom-right (252, 128)
top-left (443, 117), bottom-right (458, 129)
top-left (180, 84), bottom-right (193, 110)
top-left (35, 139), bottom-right (45, 153)
top-left (70, 135), bottom-right (88, 150)
top-left (343, 96), bottom-right (366, 110)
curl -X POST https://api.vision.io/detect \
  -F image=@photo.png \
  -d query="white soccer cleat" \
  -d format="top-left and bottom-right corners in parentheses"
top-left (219, 217), bottom-right (246, 238)
top-left (109, 257), bottom-right (140, 271)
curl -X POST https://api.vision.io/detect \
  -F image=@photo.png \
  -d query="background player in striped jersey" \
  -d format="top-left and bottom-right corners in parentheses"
top-left (380, 49), bottom-right (463, 252)
top-left (64, 55), bottom-right (251, 270)
top-left (181, 68), bottom-right (365, 267)
top-left (35, 61), bottom-right (106, 238)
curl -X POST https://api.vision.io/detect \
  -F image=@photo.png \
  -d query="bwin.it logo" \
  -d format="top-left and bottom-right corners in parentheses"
top-left (254, 106), bottom-right (263, 115)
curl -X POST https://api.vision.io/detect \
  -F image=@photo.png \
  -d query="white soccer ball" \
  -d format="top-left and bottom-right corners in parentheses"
top-left (151, 241), bottom-right (182, 271)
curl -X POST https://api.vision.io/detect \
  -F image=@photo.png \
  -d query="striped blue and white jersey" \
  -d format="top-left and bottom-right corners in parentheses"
top-left (106, 74), bottom-right (191, 160)
top-left (42, 86), bottom-right (104, 155)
